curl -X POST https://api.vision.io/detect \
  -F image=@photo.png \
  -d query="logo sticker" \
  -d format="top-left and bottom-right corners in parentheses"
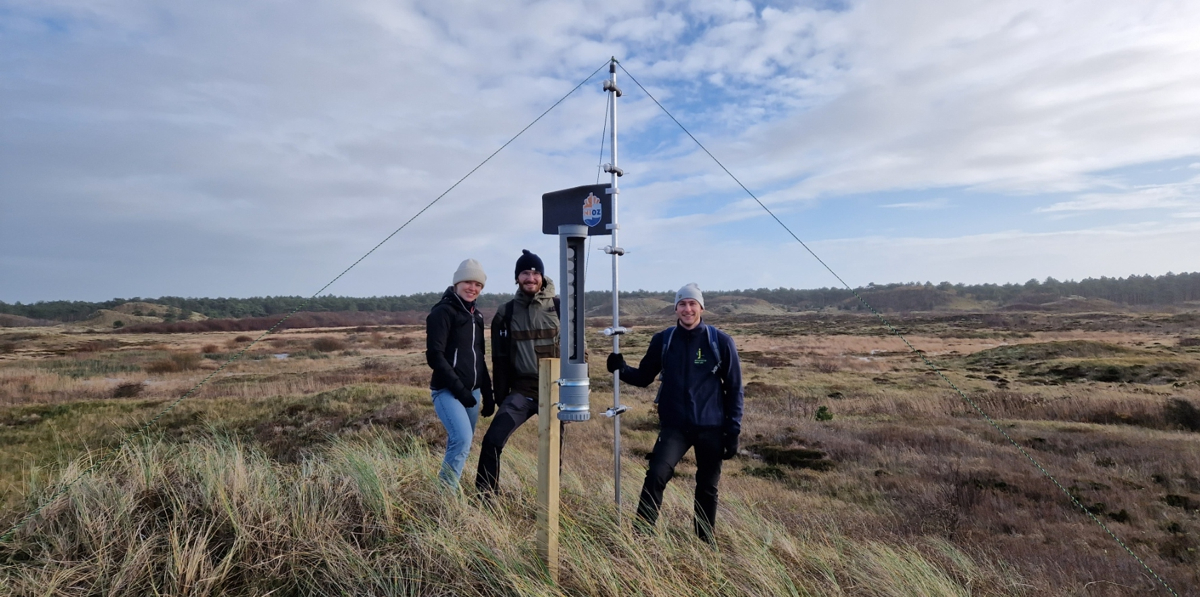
top-left (582, 192), bottom-right (602, 227)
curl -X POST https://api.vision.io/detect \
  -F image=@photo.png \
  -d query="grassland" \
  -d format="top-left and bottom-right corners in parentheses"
top-left (1, 309), bottom-right (1198, 595)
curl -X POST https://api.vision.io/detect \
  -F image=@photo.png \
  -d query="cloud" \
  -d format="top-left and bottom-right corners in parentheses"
top-left (882, 198), bottom-right (949, 210)
top-left (3, 0), bottom-right (1200, 301)
top-left (1036, 177), bottom-right (1200, 213)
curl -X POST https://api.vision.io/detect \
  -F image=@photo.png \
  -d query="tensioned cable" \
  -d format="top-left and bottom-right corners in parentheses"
top-left (587, 91), bottom-right (612, 280)
top-left (616, 61), bottom-right (1179, 596)
top-left (0, 59), bottom-right (611, 544)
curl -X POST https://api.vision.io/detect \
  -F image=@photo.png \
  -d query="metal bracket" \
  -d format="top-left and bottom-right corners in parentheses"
top-left (602, 80), bottom-right (623, 97)
top-left (602, 326), bottom-right (628, 336)
top-left (605, 223), bottom-right (620, 231)
top-left (605, 187), bottom-right (619, 195)
top-left (603, 163), bottom-right (625, 177)
top-left (556, 379), bottom-right (589, 387)
top-left (603, 245), bottom-right (625, 256)
top-left (603, 405), bottom-right (630, 418)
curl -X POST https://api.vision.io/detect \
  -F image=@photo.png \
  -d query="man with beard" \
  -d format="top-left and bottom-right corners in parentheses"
top-left (475, 249), bottom-right (560, 498)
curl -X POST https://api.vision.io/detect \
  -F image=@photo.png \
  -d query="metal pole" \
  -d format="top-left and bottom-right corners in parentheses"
top-left (601, 58), bottom-right (627, 510)
top-left (610, 59), bottom-right (621, 509)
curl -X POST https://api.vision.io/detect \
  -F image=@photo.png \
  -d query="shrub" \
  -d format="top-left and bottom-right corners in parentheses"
top-left (75, 339), bottom-right (120, 352)
top-left (360, 358), bottom-right (393, 371)
top-left (145, 352), bottom-right (202, 374)
top-left (201, 344), bottom-right (220, 354)
top-left (816, 405), bottom-right (834, 421)
top-left (234, 335), bottom-right (253, 343)
top-left (112, 382), bottom-right (144, 399)
top-left (382, 336), bottom-right (417, 350)
top-left (0, 341), bottom-right (16, 354)
top-left (813, 358), bottom-right (841, 374)
top-left (112, 320), bottom-right (124, 329)
top-left (1164, 398), bottom-right (1200, 432)
top-left (312, 337), bottom-right (347, 352)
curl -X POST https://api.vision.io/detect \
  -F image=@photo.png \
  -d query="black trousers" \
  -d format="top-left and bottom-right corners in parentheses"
top-left (474, 391), bottom-right (563, 495)
top-left (636, 426), bottom-right (724, 542)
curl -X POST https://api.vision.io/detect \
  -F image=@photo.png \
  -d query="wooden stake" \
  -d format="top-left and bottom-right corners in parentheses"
top-left (537, 357), bottom-right (561, 583)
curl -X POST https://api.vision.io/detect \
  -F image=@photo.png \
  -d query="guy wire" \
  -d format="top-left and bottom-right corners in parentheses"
top-left (616, 61), bottom-right (1179, 597)
top-left (0, 59), bottom-right (612, 544)
top-left (587, 91), bottom-right (611, 281)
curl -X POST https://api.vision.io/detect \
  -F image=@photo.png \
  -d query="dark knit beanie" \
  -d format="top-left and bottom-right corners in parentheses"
top-left (514, 249), bottom-right (544, 280)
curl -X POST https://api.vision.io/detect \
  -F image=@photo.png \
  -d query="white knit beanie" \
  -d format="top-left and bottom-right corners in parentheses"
top-left (452, 259), bottom-right (487, 286)
top-left (674, 283), bottom-right (704, 308)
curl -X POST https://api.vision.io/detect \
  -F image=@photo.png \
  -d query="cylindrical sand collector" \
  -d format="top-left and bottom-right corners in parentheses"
top-left (557, 224), bottom-right (590, 421)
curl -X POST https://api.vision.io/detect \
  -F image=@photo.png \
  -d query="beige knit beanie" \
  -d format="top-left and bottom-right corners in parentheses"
top-left (452, 259), bottom-right (487, 286)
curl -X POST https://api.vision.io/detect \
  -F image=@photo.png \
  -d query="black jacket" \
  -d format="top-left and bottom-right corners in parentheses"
top-left (617, 321), bottom-right (743, 435)
top-left (426, 286), bottom-right (493, 402)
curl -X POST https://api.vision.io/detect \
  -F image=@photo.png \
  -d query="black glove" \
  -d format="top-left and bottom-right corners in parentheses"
top-left (721, 433), bottom-right (739, 460)
top-left (455, 388), bottom-right (477, 409)
top-left (606, 352), bottom-right (626, 373)
top-left (481, 395), bottom-right (496, 418)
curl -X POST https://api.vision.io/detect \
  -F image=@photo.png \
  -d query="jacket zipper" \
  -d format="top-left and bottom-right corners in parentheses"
top-left (452, 292), bottom-right (478, 392)
top-left (470, 313), bottom-right (477, 391)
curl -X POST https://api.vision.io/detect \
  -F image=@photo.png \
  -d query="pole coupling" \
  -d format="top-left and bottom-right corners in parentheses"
top-left (602, 80), bottom-right (623, 97)
top-left (603, 163), bottom-right (625, 177)
top-left (602, 326), bottom-right (628, 336)
top-left (603, 405), bottom-right (630, 418)
top-left (603, 245), bottom-right (625, 256)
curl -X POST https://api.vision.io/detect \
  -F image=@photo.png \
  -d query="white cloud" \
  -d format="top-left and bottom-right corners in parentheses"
top-left (882, 198), bottom-right (950, 210)
top-left (1037, 177), bottom-right (1200, 213)
top-left (4, 0), bottom-right (1200, 301)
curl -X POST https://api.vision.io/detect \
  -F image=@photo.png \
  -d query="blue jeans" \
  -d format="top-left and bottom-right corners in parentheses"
top-left (432, 387), bottom-right (481, 489)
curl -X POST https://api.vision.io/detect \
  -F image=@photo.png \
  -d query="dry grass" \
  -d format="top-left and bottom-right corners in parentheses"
top-left (0, 432), bottom-right (1019, 596)
top-left (0, 311), bottom-right (1198, 594)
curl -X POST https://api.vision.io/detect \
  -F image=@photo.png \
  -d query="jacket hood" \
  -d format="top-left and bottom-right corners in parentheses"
top-left (439, 285), bottom-right (476, 313)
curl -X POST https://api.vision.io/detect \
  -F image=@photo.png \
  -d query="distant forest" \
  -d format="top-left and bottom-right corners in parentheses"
top-left (4, 272), bottom-right (1200, 322)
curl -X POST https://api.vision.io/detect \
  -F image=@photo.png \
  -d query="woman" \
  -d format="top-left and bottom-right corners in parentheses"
top-left (426, 258), bottom-right (494, 489)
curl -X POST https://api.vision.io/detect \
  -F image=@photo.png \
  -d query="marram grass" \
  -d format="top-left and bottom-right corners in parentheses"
top-left (0, 431), bottom-right (1023, 596)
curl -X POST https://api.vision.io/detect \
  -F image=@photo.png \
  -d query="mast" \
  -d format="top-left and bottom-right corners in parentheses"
top-left (601, 57), bottom-right (628, 511)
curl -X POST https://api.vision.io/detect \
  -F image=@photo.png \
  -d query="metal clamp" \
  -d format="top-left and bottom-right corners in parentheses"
top-left (603, 163), bottom-right (625, 177)
top-left (602, 326), bottom-right (628, 336)
top-left (603, 245), bottom-right (625, 256)
top-left (556, 379), bottom-right (590, 387)
top-left (602, 80), bottom-right (623, 97)
top-left (603, 405), bottom-right (630, 418)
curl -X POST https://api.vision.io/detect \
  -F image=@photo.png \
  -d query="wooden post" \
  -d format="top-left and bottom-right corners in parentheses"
top-left (537, 357), bottom-right (561, 583)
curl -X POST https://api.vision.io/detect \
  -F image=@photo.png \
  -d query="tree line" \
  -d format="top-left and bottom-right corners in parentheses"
top-left (3, 272), bottom-right (1199, 322)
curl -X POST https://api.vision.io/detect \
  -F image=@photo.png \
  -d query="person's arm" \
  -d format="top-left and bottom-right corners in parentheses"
top-left (490, 308), bottom-right (510, 400)
top-left (426, 306), bottom-right (469, 398)
top-left (616, 332), bottom-right (664, 388)
top-left (719, 333), bottom-right (744, 436)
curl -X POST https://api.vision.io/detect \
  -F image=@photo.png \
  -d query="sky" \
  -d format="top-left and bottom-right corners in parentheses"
top-left (3, 0), bottom-right (1200, 303)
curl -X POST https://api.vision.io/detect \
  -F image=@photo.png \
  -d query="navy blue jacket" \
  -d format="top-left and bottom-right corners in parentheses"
top-left (618, 321), bottom-right (743, 435)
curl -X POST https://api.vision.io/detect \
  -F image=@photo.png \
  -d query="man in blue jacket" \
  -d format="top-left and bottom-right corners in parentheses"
top-left (606, 283), bottom-right (743, 543)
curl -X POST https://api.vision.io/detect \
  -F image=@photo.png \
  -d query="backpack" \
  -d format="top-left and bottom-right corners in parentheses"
top-left (660, 324), bottom-right (723, 375)
top-left (654, 324), bottom-right (723, 404)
